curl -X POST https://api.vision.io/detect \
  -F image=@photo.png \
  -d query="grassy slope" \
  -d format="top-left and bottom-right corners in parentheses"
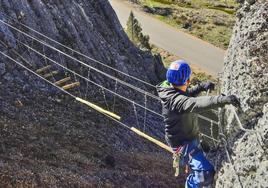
top-left (137, 0), bottom-right (238, 49)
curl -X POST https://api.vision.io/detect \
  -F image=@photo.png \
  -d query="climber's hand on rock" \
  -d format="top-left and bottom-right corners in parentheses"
top-left (224, 95), bottom-right (241, 107)
top-left (201, 81), bottom-right (215, 91)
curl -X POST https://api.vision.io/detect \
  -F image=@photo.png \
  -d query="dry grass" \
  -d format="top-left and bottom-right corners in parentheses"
top-left (137, 0), bottom-right (238, 49)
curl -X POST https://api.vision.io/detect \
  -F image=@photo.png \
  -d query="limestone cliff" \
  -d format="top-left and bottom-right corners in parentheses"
top-left (216, 1), bottom-right (268, 187)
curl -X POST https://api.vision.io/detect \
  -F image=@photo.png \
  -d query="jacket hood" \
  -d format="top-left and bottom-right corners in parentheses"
top-left (156, 80), bottom-right (185, 100)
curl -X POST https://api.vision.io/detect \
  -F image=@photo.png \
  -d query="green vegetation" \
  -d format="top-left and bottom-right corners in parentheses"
top-left (190, 72), bottom-right (215, 85)
top-left (125, 13), bottom-right (216, 82)
top-left (126, 11), bottom-right (152, 51)
top-left (151, 44), bottom-right (216, 82)
top-left (134, 0), bottom-right (238, 49)
top-left (140, 0), bottom-right (238, 11)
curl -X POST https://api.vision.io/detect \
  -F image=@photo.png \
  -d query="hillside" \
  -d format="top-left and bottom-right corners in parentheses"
top-left (0, 0), bottom-right (267, 187)
top-left (0, 0), bottom-right (182, 187)
top-left (122, 0), bottom-right (238, 49)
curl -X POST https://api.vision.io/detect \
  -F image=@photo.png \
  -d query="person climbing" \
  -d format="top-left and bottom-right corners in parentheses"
top-left (156, 60), bottom-right (240, 188)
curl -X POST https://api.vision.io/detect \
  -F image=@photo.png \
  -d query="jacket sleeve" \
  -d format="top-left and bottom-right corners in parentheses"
top-left (170, 95), bottom-right (228, 113)
top-left (186, 84), bottom-right (204, 97)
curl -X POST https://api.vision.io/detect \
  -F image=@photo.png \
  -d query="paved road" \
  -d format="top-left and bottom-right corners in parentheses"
top-left (109, 0), bottom-right (226, 76)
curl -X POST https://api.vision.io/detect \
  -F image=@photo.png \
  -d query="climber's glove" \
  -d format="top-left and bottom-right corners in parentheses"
top-left (200, 81), bottom-right (215, 91)
top-left (222, 95), bottom-right (240, 107)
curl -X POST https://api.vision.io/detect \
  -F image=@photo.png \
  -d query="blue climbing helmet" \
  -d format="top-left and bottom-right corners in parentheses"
top-left (166, 60), bottom-right (191, 86)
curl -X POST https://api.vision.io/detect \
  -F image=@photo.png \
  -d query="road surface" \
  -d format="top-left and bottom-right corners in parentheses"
top-left (109, 0), bottom-right (226, 76)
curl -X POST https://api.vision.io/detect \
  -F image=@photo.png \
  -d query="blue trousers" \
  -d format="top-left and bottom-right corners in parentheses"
top-left (174, 140), bottom-right (215, 188)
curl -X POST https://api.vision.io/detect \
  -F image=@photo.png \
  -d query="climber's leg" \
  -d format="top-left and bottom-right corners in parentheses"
top-left (185, 140), bottom-right (215, 188)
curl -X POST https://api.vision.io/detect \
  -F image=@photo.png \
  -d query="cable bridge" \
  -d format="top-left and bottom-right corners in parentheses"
top-left (0, 17), bottom-right (263, 186)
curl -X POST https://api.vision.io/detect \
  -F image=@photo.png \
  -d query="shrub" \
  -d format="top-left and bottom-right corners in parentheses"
top-left (126, 11), bottom-right (152, 51)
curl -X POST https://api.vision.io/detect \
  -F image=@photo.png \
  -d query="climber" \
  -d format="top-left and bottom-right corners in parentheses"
top-left (156, 60), bottom-right (240, 188)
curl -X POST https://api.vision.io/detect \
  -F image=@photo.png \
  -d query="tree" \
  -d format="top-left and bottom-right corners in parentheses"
top-left (126, 11), bottom-right (152, 51)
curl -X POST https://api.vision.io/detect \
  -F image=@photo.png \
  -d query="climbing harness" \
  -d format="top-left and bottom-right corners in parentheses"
top-left (173, 145), bottom-right (187, 177)
top-left (172, 143), bottom-right (204, 177)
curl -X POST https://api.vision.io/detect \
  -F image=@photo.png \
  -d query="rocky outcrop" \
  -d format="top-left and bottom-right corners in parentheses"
top-left (0, 1), bottom-right (177, 187)
top-left (216, 1), bottom-right (268, 187)
top-left (0, 0), bottom-right (165, 89)
top-left (0, 0), bottom-right (166, 139)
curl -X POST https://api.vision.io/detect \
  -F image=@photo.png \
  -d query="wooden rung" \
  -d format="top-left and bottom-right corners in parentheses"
top-left (54, 77), bottom-right (71, 86)
top-left (130, 127), bottom-right (173, 153)
top-left (75, 97), bottom-right (121, 121)
top-left (62, 82), bottom-right (80, 90)
top-left (43, 71), bottom-right (58, 78)
top-left (36, 65), bottom-right (52, 74)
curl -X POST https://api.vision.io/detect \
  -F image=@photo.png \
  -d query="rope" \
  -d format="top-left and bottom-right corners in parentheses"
top-left (0, 40), bottom-right (32, 67)
top-left (112, 79), bottom-right (118, 112)
top-left (74, 73), bottom-right (82, 97)
top-left (197, 114), bottom-right (219, 125)
top-left (42, 45), bottom-right (56, 83)
top-left (101, 87), bottom-right (110, 111)
top-left (220, 136), bottom-right (243, 188)
top-left (232, 106), bottom-right (265, 151)
top-left (0, 50), bottom-right (76, 98)
top-left (231, 107), bottom-right (259, 133)
top-left (58, 51), bottom-right (70, 79)
top-left (143, 94), bottom-right (147, 132)
top-left (217, 99), bottom-right (248, 188)
top-left (5, 22), bottom-right (250, 138)
top-left (84, 67), bottom-right (91, 99)
top-left (1, 18), bottom-right (262, 157)
top-left (133, 102), bottom-right (140, 129)
top-left (0, 19), bottom-right (160, 101)
top-left (1, 38), bottom-right (163, 117)
top-left (210, 120), bottom-right (216, 147)
top-left (3, 15), bottom-right (157, 88)
top-left (199, 133), bottom-right (219, 143)
top-left (0, 50), bottom-right (172, 153)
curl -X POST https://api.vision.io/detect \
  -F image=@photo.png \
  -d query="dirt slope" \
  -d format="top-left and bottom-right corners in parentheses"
top-left (0, 82), bottom-right (184, 187)
top-left (0, 0), bottom-right (184, 187)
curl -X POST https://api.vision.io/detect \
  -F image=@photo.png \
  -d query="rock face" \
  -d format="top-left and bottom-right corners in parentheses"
top-left (0, 0), bottom-right (166, 140)
top-left (0, 0), bottom-right (165, 88)
top-left (216, 1), bottom-right (268, 187)
top-left (0, 1), bottom-right (179, 187)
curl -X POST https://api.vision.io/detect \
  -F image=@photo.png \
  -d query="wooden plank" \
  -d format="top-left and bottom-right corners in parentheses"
top-left (43, 71), bottom-right (58, 78)
top-left (54, 77), bottom-right (71, 86)
top-left (36, 65), bottom-right (52, 74)
top-left (130, 127), bottom-right (173, 153)
top-left (62, 82), bottom-right (80, 90)
top-left (75, 97), bottom-right (121, 121)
